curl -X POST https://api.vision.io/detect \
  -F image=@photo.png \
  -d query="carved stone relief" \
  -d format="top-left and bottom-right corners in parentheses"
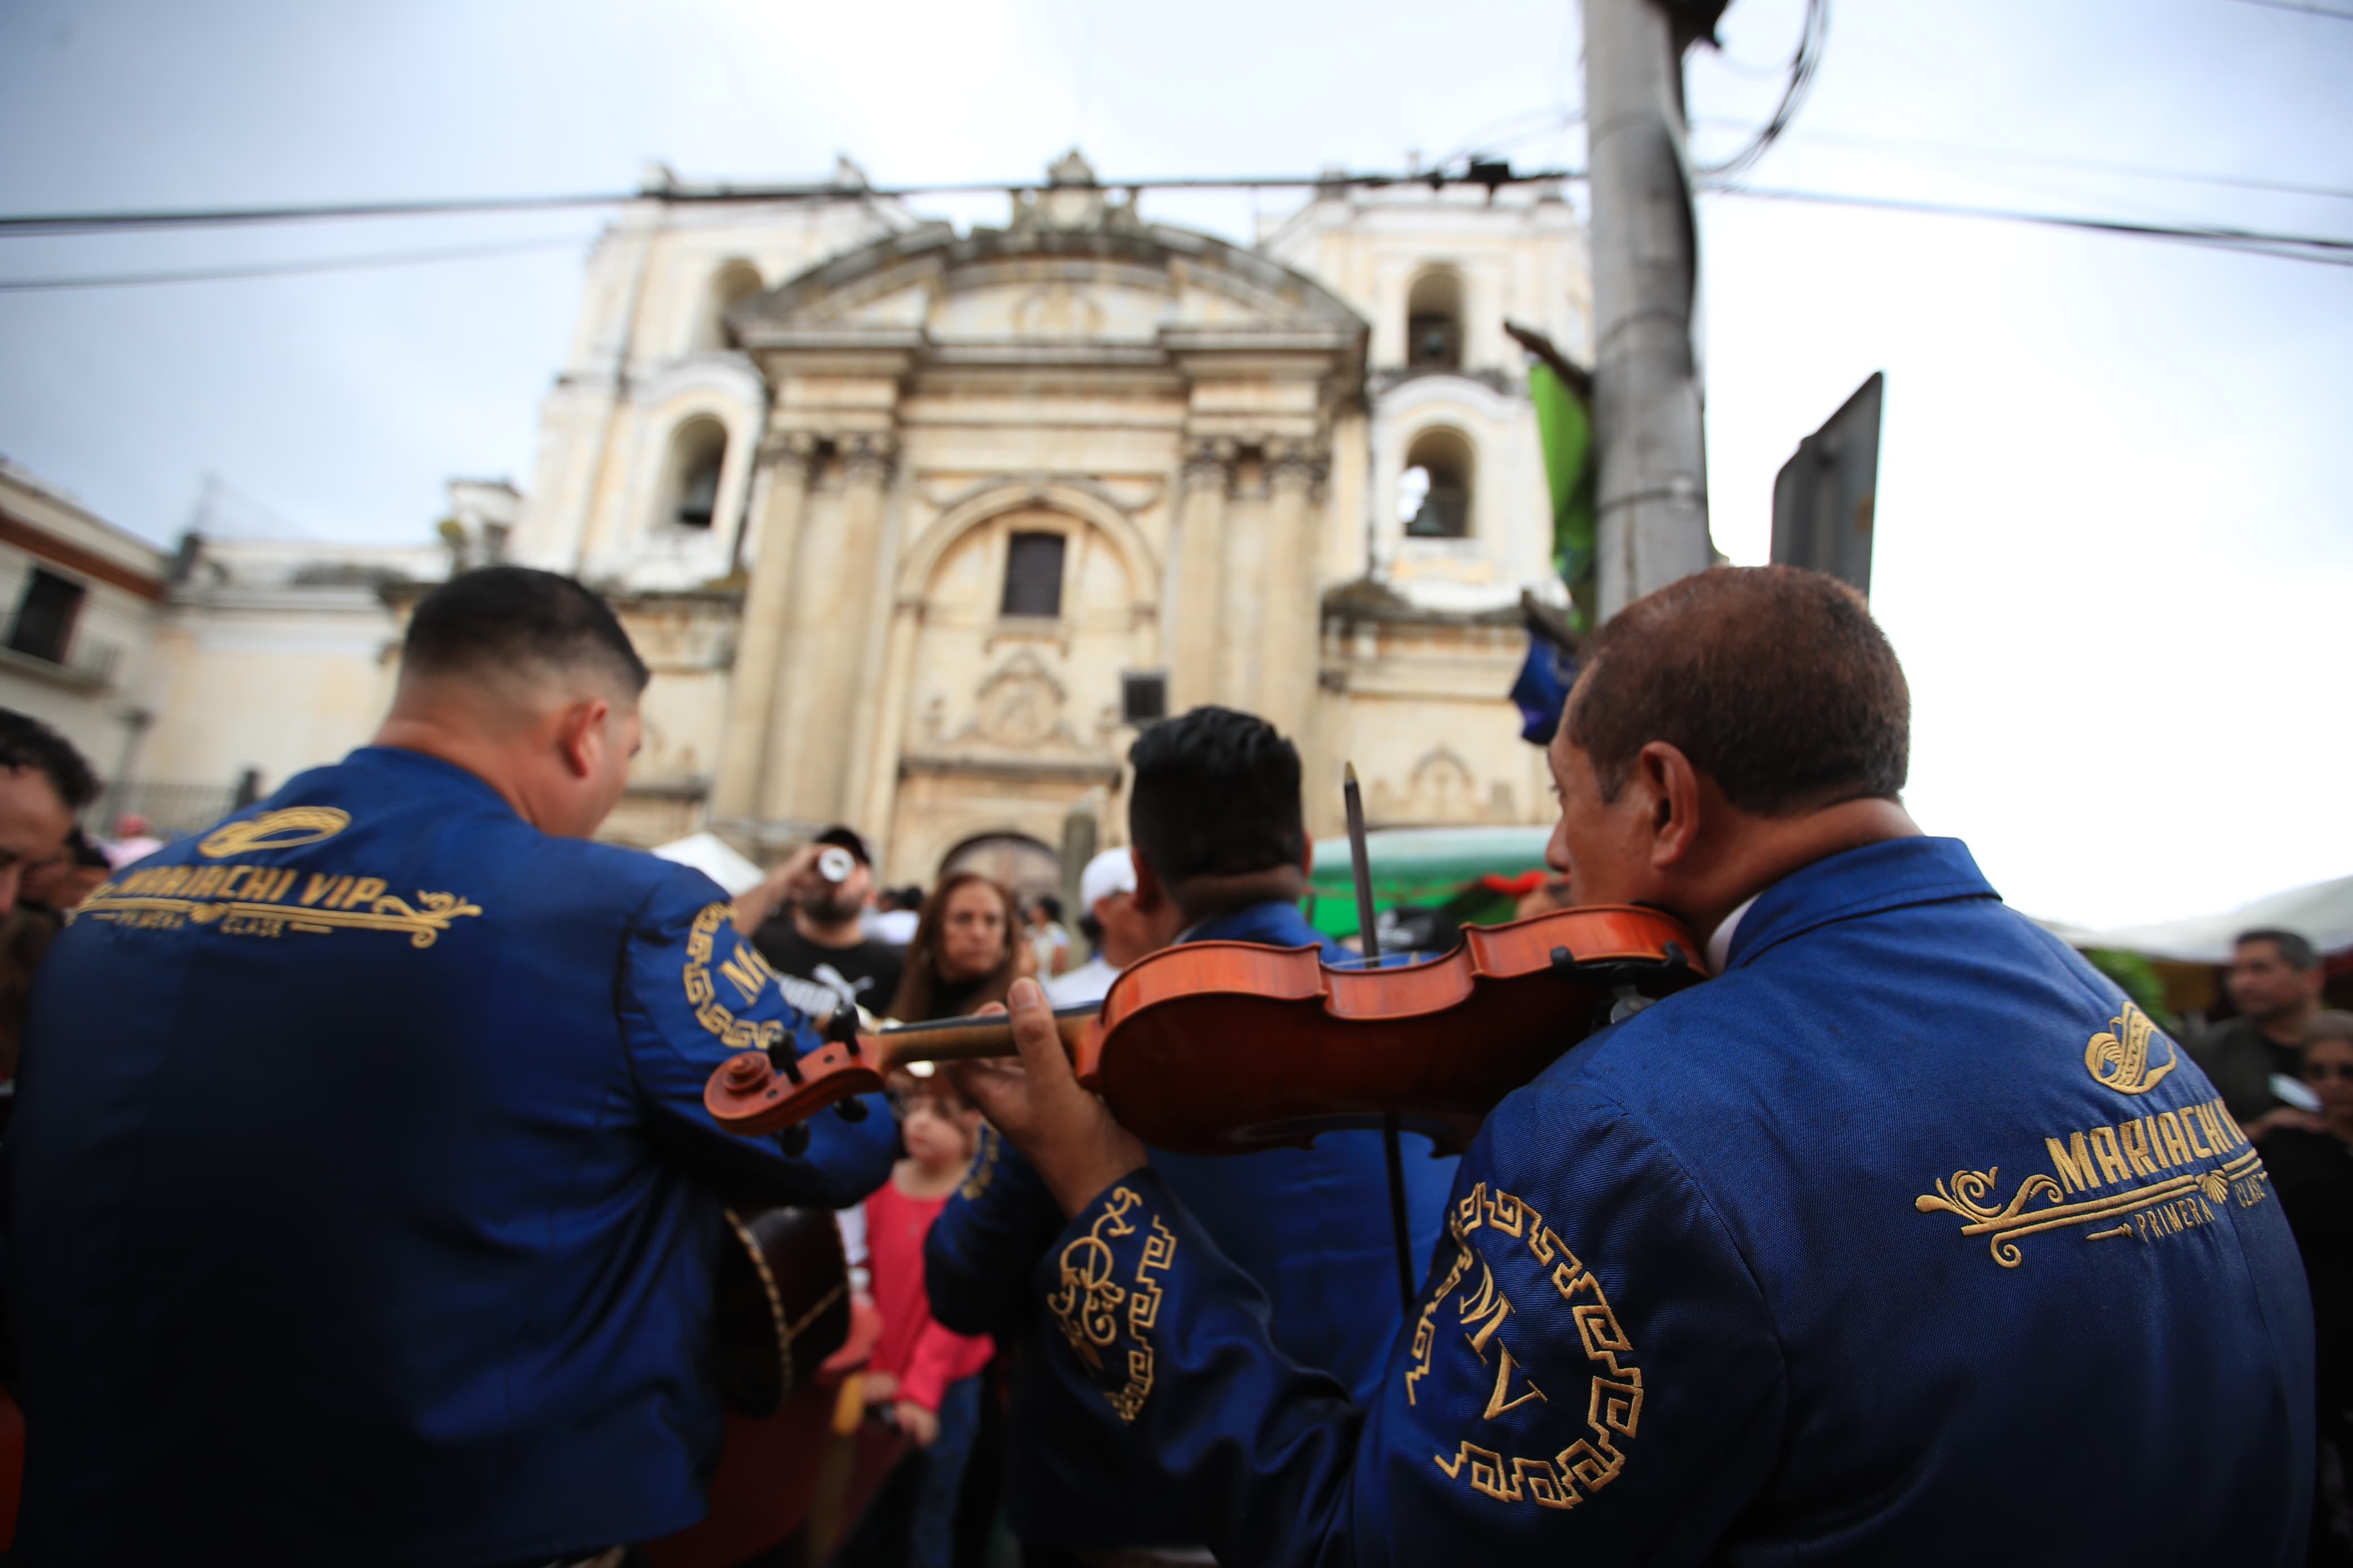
top-left (1367, 744), bottom-right (1518, 826)
top-left (937, 649), bottom-right (1094, 757)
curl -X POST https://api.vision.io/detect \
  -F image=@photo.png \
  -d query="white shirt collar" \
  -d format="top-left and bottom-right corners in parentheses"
top-left (1705, 892), bottom-right (1762, 975)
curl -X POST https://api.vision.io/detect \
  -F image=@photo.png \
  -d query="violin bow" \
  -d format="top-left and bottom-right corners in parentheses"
top-left (1346, 763), bottom-right (1419, 1315)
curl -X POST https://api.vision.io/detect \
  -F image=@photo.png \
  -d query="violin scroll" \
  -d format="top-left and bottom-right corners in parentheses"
top-left (708, 1043), bottom-right (889, 1138)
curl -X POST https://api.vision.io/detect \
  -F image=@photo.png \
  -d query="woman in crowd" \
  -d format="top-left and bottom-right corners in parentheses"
top-left (2267, 1010), bottom-right (2353, 1566)
top-left (886, 871), bottom-right (1023, 1021)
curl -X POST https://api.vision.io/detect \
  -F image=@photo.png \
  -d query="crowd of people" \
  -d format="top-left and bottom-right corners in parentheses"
top-left (0, 561), bottom-right (2342, 1566)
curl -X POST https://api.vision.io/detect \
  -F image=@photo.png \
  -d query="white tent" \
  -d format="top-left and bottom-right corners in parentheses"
top-left (2037, 872), bottom-right (2353, 965)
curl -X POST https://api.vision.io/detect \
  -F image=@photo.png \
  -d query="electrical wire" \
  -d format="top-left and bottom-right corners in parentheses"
top-left (0, 192), bottom-right (632, 237)
top-left (0, 169), bottom-right (1586, 239)
top-left (0, 233), bottom-right (592, 292)
top-left (2228, 0), bottom-right (2353, 18)
top-left (1704, 182), bottom-right (2353, 267)
top-left (7, 165), bottom-right (2350, 291)
top-left (1696, 0), bottom-right (1828, 178)
top-left (1694, 119), bottom-right (2353, 203)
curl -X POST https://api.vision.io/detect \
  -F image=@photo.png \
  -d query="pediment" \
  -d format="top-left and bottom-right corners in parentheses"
top-left (732, 223), bottom-right (1365, 353)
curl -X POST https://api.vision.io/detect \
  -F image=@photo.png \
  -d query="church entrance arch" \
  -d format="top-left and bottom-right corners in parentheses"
top-left (940, 832), bottom-right (1060, 902)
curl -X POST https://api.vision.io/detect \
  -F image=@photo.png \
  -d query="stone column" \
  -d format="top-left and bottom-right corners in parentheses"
top-left (1257, 439), bottom-right (1330, 744)
top-left (1167, 438), bottom-right (1234, 715)
top-left (761, 431), bottom-right (896, 826)
top-left (710, 431), bottom-right (817, 826)
top-left (855, 600), bottom-right (924, 849)
top-left (839, 459), bottom-right (914, 847)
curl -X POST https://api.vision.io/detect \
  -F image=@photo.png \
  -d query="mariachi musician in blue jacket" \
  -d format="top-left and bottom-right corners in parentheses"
top-left (8, 568), bottom-right (900, 1567)
top-left (958, 567), bottom-right (2317, 1567)
top-left (925, 705), bottom-right (1458, 1561)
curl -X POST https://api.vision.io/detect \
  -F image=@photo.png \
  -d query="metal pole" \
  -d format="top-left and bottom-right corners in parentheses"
top-left (1584, 0), bottom-right (1716, 619)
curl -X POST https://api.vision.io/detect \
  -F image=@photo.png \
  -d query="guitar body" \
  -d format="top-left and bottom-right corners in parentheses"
top-left (648, 1205), bottom-right (889, 1568)
top-left (712, 1205), bottom-right (854, 1418)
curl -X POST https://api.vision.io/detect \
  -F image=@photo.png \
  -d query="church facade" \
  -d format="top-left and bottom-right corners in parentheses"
top-left (498, 154), bottom-right (1590, 889)
top-left (130, 155), bottom-right (1591, 892)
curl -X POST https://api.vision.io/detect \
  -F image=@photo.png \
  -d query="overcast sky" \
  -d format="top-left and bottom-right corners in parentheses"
top-left (1, 0), bottom-right (2347, 928)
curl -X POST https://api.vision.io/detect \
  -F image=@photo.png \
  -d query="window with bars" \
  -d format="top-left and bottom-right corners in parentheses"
top-left (1001, 532), bottom-right (1066, 618)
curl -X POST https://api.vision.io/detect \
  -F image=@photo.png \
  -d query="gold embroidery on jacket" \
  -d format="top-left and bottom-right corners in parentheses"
top-left (1106, 1216), bottom-right (1176, 1422)
top-left (76, 873), bottom-right (479, 948)
top-left (960, 1125), bottom-right (1003, 1201)
top-left (1049, 1185), bottom-right (1140, 1373)
top-left (1916, 1141), bottom-right (2264, 1268)
top-left (1044, 1186), bottom-right (1176, 1424)
top-left (2083, 1001), bottom-right (2178, 1095)
top-left (682, 902), bottom-right (787, 1055)
top-left (1421, 1183), bottom-right (1643, 1510)
top-left (198, 807), bottom-right (352, 858)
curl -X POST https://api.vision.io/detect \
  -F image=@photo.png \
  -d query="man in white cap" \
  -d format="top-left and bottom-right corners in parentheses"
top-left (1042, 846), bottom-right (1167, 1007)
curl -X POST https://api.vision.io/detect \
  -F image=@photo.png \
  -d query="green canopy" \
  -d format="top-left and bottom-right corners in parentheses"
top-left (1304, 825), bottom-right (1554, 938)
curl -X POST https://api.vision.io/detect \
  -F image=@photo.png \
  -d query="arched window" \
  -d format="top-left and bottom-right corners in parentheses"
top-left (696, 260), bottom-right (764, 352)
top-left (1406, 269), bottom-right (1463, 371)
top-left (660, 417), bottom-right (729, 530)
top-left (1400, 427), bottom-right (1474, 538)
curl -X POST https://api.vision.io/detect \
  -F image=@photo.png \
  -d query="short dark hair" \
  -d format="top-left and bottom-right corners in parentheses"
top-left (1566, 566), bottom-right (1908, 816)
top-left (0, 708), bottom-right (100, 810)
top-left (402, 567), bottom-right (648, 694)
top-left (2235, 928), bottom-right (2319, 971)
top-left (1129, 706), bottom-right (1307, 885)
top-left (815, 824), bottom-right (872, 866)
top-left (1033, 895), bottom-right (1062, 923)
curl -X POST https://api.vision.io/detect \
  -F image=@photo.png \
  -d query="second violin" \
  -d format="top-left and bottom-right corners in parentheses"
top-left (704, 902), bottom-right (1705, 1156)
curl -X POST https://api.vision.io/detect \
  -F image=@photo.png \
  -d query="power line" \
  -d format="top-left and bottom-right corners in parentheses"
top-left (0, 169), bottom-right (1587, 239)
top-left (1696, 118), bottom-right (2353, 203)
top-left (0, 192), bottom-right (631, 237)
top-left (1705, 182), bottom-right (2353, 267)
top-left (1696, 0), bottom-right (1829, 179)
top-left (8, 170), bottom-right (2348, 291)
top-left (2228, 0), bottom-right (2353, 18)
top-left (0, 234), bottom-right (592, 293)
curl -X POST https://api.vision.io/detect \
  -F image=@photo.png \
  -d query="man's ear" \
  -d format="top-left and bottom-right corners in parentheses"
top-left (1130, 848), bottom-right (1167, 914)
top-left (1635, 741), bottom-right (1704, 871)
top-left (554, 697), bottom-right (612, 780)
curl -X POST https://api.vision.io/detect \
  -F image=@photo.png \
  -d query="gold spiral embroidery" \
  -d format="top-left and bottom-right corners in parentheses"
top-left (2083, 1001), bottom-right (2177, 1096)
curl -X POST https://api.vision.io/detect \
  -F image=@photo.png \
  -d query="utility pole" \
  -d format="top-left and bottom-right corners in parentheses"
top-left (1584, 0), bottom-right (1718, 619)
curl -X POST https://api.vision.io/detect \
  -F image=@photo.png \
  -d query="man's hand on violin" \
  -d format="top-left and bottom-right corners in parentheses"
top-left (954, 978), bottom-right (1148, 1217)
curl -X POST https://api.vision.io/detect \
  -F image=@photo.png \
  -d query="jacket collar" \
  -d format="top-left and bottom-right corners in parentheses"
top-left (1725, 836), bottom-right (1996, 972)
top-left (1183, 897), bottom-right (1322, 949)
top-left (339, 745), bottom-right (518, 814)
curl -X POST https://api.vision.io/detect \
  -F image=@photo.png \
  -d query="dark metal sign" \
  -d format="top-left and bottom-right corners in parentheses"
top-left (1770, 372), bottom-right (1884, 597)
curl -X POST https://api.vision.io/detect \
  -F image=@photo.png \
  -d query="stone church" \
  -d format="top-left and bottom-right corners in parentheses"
top-left (494, 153), bottom-right (1590, 890)
top-left (137, 154), bottom-right (1592, 893)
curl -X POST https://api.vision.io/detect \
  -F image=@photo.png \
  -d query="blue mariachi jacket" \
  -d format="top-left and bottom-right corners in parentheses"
top-left (925, 896), bottom-right (1459, 1551)
top-left (1025, 838), bottom-right (2317, 1566)
top-left (5, 746), bottom-right (899, 1568)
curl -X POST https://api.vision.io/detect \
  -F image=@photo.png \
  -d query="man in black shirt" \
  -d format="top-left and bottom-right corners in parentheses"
top-left (2190, 926), bottom-right (2330, 1133)
top-left (740, 824), bottom-right (904, 1021)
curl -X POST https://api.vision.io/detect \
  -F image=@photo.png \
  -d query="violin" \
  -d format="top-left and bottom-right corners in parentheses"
top-left (704, 903), bottom-right (1705, 1157)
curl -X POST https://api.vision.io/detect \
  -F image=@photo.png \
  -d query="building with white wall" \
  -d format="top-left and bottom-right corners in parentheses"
top-left (0, 459), bottom-right (170, 797)
top-left (102, 156), bottom-right (1592, 885)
